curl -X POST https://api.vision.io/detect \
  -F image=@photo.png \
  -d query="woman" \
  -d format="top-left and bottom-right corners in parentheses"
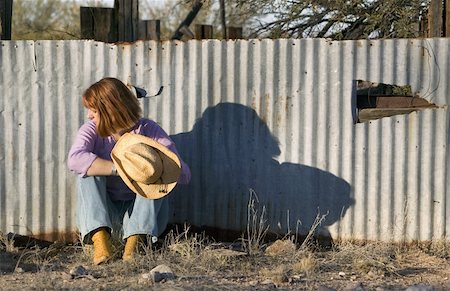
top-left (67, 77), bottom-right (191, 265)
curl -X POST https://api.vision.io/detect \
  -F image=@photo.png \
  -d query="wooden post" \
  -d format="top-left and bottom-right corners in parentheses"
top-left (194, 24), bottom-right (213, 39)
top-left (219, 0), bottom-right (227, 39)
top-left (179, 25), bottom-right (194, 40)
top-left (80, 7), bottom-right (117, 43)
top-left (138, 20), bottom-right (160, 40)
top-left (445, 0), bottom-right (450, 37)
top-left (0, 0), bottom-right (13, 40)
top-left (227, 26), bottom-right (243, 39)
top-left (419, 12), bottom-right (428, 37)
top-left (172, 0), bottom-right (202, 40)
top-left (428, 0), bottom-right (443, 37)
top-left (115, 0), bottom-right (139, 42)
top-left (80, 7), bottom-right (95, 39)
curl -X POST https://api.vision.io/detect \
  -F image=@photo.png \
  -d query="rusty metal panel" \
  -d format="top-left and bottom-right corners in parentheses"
top-left (0, 38), bottom-right (449, 243)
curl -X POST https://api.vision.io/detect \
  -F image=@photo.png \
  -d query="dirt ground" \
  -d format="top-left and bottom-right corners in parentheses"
top-left (2, 232), bottom-right (450, 291)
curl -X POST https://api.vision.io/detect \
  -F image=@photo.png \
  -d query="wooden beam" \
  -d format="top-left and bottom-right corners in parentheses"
top-left (227, 26), bottom-right (243, 39)
top-left (194, 24), bottom-right (213, 39)
top-left (172, 0), bottom-right (202, 40)
top-left (138, 20), bottom-right (160, 40)
top-left (445, 0), bottom-right (450, 37)
top-left (115, 0), bottom-right (139, 42)
top-left (0, 0), bottom-right (13, 40)
top-left (219, 0), bottom-right (226, 39)
top-left (428, 0), bottom-right (443, 37)
top-left (80, 7), bottom-right (95, 39)
top-left (80, 7), bottom-right (117, 43)
top-left (179, 25), bottom-right (194, 40)
top-left (419, 12), bottom-right (428, 37)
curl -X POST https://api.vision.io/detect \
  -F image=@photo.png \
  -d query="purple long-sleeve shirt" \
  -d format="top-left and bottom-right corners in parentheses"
top-left (68, 118), bottom-right (191, 201)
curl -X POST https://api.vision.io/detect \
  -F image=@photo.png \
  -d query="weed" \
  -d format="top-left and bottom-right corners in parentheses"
top-left (241, 189), bottom-right (269, 256)
top-left (0, 232), bottom-right (17, 253)
top-left (292, 251), bottom-right (317, 277)
top-left (166, 224), bottom-right (206, 258)
top-left (260, 264), bottom-right (290, 284)
top-left (299, 209), bottom-right (328, 250)
top-left (418, 239), bottom-right (450, 259)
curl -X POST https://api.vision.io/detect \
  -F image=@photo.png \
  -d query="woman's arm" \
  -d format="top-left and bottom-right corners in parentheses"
top-left (86, 158), bottom-right (117, 176)
top-left (68, 121), bottom-right (116, 177)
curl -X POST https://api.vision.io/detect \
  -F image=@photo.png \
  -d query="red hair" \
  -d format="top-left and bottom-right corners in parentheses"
top-left (82, 77), bottom-right (142, 137)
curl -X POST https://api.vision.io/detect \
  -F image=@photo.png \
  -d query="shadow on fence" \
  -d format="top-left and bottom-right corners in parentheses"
top-left (170, 103), bottom-right (354, 242)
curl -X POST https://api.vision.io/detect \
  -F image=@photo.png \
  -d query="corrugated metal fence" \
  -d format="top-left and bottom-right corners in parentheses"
top-left (0, 38), bottom-right (449, 242)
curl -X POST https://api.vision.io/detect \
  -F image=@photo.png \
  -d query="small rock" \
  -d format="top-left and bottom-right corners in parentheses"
top-left (261, 279), bottom-right (274, 284)
top-left (338, 271), bottom-right (346, 277)
top-left (249, 280), bottom-right (258, 286)
top-left (69, 265), bottom-right (89, 277)
top-left (345, 282), bottom-right (364, 291)
top-left (14, 267), bottom-right (24, 273)
top-left (405, 284), bottom-right (435, 291)
top-left (148, 264), bottom-right (175, 283)
top-left (261, 279), bottom-right (276, 288)
top-left (62, 272), bottom-right (73, 280)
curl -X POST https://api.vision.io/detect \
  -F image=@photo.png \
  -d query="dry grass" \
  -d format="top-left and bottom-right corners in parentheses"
top-left (292, 251), bottom-right (318, 277)
top-left (0, 231), bottom-right (17, 253)
top-left (2, 227), bottom-right (450, 290)
top-left (3, 194), bottom-right (450, 289)
top-left (240, 189), bottom-right (269, 256)
top-left (418, 239), bottom-right (450, 259)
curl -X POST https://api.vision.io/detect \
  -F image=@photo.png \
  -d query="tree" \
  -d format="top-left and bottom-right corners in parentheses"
top-left (176, 0), bottom-right (430, 40)
top-left (12, 0), bottom-right (81, 40)
top-left (140, 0), bottom-right (257, 39)
top-left (233, 0), bottom-right (430, 39)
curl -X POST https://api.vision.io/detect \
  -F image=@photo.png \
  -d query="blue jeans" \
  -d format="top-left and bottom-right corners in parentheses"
top-left (76, 176), bottom-right (168, 243)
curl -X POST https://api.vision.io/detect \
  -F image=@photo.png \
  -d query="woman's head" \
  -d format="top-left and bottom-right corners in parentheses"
top-left (82, 77), bottom-right (142, 137)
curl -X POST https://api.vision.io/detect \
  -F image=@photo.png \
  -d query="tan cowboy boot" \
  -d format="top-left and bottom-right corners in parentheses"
top-left (123, 235), bottom-right (144, 262)
top-left (91, 228), bottom-right (112, 265)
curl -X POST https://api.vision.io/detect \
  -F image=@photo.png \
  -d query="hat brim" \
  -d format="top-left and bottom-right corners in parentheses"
top-left (111, 133), bottom-right (181, 199)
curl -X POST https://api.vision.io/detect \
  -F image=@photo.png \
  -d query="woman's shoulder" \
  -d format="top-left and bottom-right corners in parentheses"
top-left (136, 118), bottom-right (168, 138)
top-left (138, 117), bottom-right (160, 128)
top-left (78, 120), bottom-right (97, 134)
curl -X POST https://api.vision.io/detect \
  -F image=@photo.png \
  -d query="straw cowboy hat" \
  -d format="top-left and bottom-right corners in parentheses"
top-left (111, 133), bottom-right (181, 199)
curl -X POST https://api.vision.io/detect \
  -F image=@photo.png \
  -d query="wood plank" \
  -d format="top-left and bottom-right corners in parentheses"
top-left (428, 0), bottom-right (443, 37)
top-left (172, 0), bottom-right (202, 40)
top-left (179, 25), bottom-right (194, 39)
top-left (357, 95), bottom-right (436, 109)
top-left (227, 26), bottom-right (243, 39)
top-left (80, 7), bottom-right (117, 42)
top-left (80, 7), bottom-right (95, 39)
top-left (115, 0), bottom-right (139, 42)
top-left (138, 20), bottom-right (160, 40)
top-left (359, 108), bottom-right (422, 123)
top-left (194, 24), bottom-right (213, 39)
top-left (0, 0), bottom-right (13, 40)
top-left (446, 0), bottom-right (450, 37)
